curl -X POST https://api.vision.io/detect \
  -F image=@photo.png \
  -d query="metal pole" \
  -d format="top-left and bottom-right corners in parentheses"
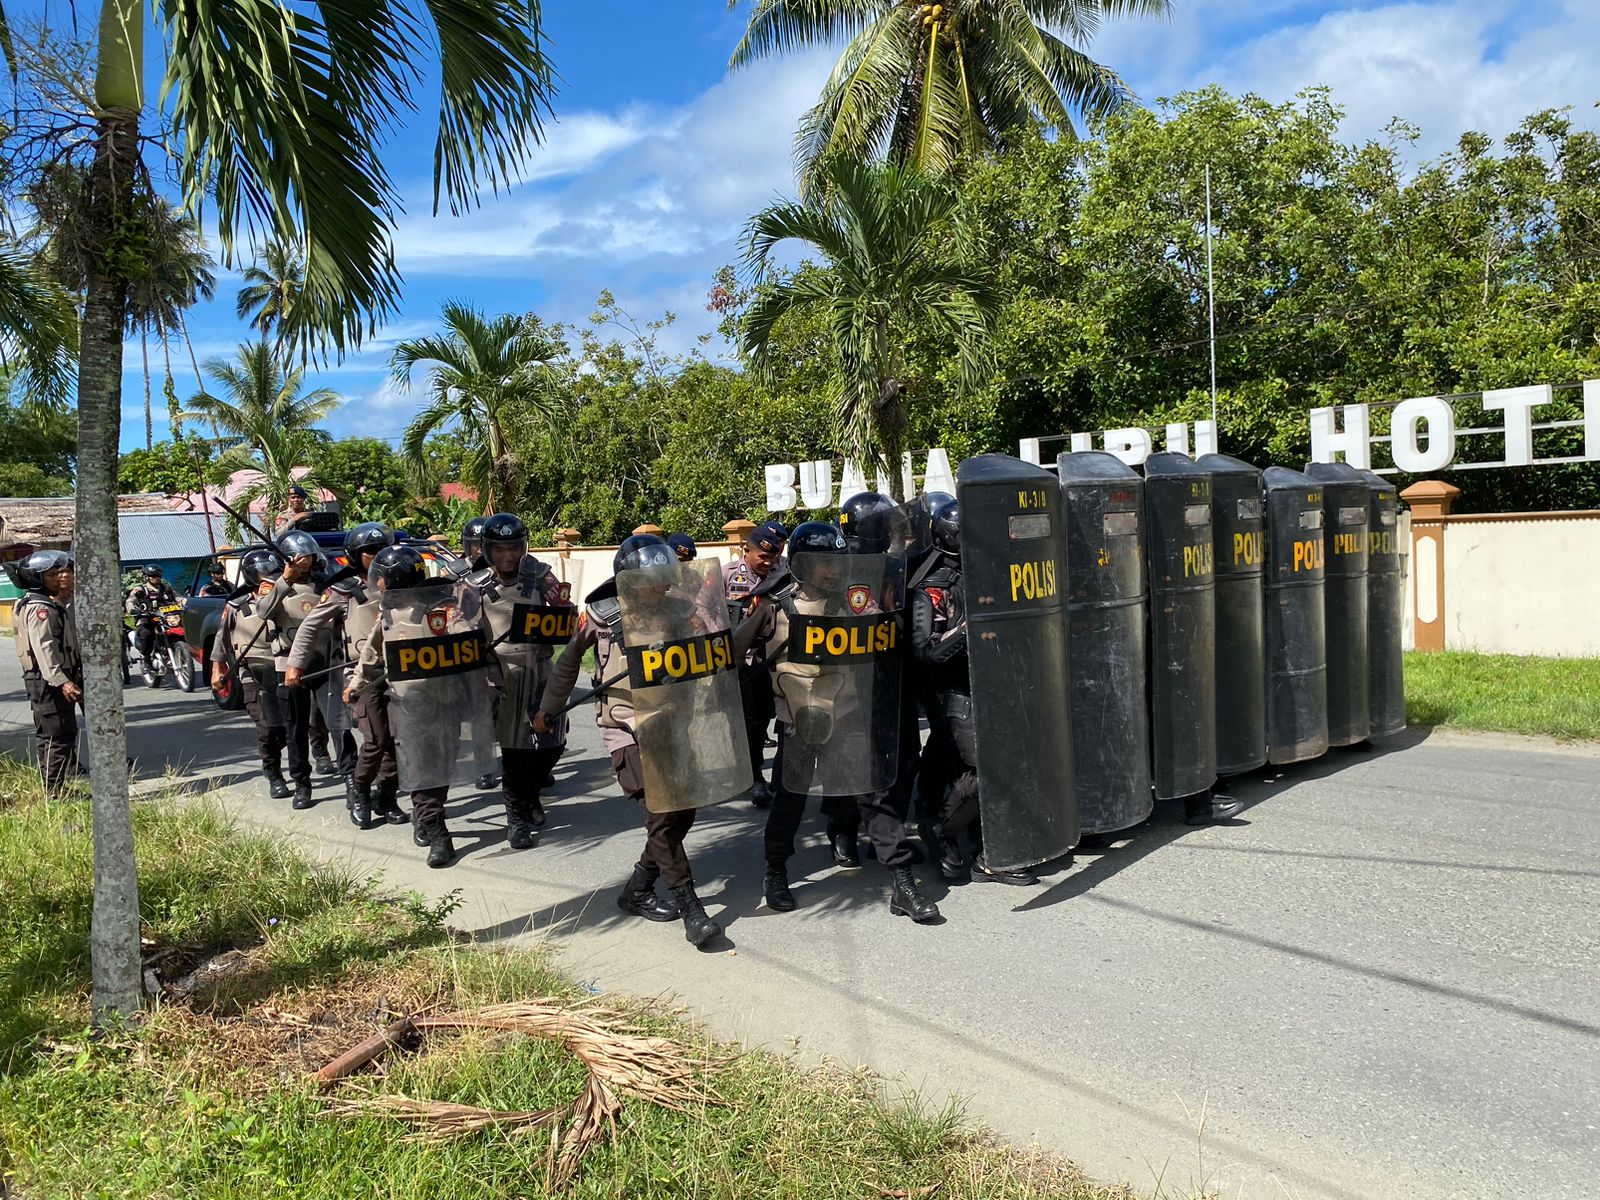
top-left (1205, 163), bottom-right (1218, 431)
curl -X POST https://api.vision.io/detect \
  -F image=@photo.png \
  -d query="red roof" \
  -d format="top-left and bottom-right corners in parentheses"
top-left (440, 482), bottom-right (479, 503)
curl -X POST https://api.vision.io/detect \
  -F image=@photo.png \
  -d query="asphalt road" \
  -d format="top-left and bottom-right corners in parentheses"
top-left (3, 651), bottom-right (1597, 1200)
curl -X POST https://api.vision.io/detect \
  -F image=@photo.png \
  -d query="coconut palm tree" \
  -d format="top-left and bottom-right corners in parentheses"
top-left (393, 303), bottom-right (569, 513)
top-left (213, 423), bottom-right (326, 540)
top-left (741, 157), bottom-right (1001, 472)
top-left (234, 240), bottom-right (305, 361)
top-left (128, 204), bottom-right (215, 450)
top-left (730, 0), bottom-right (1169, 196)
top-left (0, 0), bottom-right (556, 1020)
top-left (0, 247), bottom-right (78, 409)
top-left (185, 341), bottom-right (340, 457)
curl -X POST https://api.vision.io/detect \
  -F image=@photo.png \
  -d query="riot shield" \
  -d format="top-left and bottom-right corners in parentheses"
top-left (1056, 451), bottom-right (1151, 835)
top-left (618, 558), bottom-right (749, 813)
top-left (777, 553), bottom-right (902, 799)
top-left (246, 660), bottom-right (286, 729)
top-left (1143, 453), bottom-right (1217, 800)
top-left (383, 579), bottom-right (495, 792)
top-left (486, 559), bottom-right (582, 750)
top-left (1263, 467), bottom-right (1329, 764)
top-left (1198, 453), bottom-right (1268, 776)
top-left (951, 454), bottom-right (1078, 868)
top-left (1359, 469), bottom-right (1406, 737)
top-left (1304, 462), bottom-right (1371, 745)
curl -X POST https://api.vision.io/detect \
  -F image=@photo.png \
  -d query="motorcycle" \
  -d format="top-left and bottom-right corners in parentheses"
top-left (124, 600), bottom-right (197, 691)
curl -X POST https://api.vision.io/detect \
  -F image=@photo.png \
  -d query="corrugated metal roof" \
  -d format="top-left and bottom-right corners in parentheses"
top-left (117, 512), bottom-right (221, 562)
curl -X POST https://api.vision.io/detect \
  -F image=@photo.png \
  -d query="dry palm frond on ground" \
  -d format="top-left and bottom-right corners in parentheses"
top-left (324, 1000), bottom-right (728, 1189)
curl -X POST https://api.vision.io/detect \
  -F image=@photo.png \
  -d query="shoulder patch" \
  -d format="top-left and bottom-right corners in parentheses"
top-left (258, 580), bottom-right (275, 595)
top-left (847, 585), bottom-right (871, 615)
top-left (33, 607), bottom-right (49, 621)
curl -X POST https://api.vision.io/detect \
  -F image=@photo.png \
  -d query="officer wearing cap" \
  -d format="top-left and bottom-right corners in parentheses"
top-left (10, 551), bottom-right (82, 790)
top-left (666, 533), bottom-right (698, 562)
top-left (722, 520), bottom-right (790, 808)
top-left (273, 485), bottom-right (316, 538)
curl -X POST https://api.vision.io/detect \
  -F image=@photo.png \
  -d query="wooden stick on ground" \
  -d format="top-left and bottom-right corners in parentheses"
top-left (313, 1015), bottom-right (416, 1089)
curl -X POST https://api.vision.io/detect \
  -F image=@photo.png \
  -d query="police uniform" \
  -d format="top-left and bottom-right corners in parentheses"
top-left (125, 578), bottom-right (179, 661)
top-left (909, 554), bottom-right (980, 865)
top-left (288, 579), bottom-right (384, 790)
top-left (721, 525), bottom-right (791, 797)
top-left (478, 555), bottom-right (571, 826)
top-left (15, 589), bottom-right (81, 787)
top-left (255, 573), bottom-right (322, 791)
top-left (210, 586), bottom-right (289, 785)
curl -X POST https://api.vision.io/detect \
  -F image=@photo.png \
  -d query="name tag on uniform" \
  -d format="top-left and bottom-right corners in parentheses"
top-left (385, 630), bottom-right (487, 680)
top-left (788, 613), bottom-right (900, 664)
top-left (508, 602), bottom-right (578, 645)
top-left (627, 631), bottom-right (734, 687)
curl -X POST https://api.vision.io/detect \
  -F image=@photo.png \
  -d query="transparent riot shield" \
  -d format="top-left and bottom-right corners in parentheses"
top-left (483, 558), bottom-right (582, 750)
top-left (778, 552), bottom-right (902, 798)
top-left (383, 579), bottom-right (494, 792)
top-left (246, 659), bottom-right (286, 729)
top-left (617, 558), bottom-right (749, 813)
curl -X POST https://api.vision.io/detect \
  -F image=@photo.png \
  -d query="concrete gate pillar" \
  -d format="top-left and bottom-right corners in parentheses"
top-left (1400, 480), bottom-right (1461, 653)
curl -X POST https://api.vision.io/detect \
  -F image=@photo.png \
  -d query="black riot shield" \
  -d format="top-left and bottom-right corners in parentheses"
top-left (1304, 462), bottom-right (1371, 745)
top-left (618, 559), bottom-right (749, 813)
top-left (1143, 453), bottom-right (1217, 800)
top-left (1056, 451), bottom-right (1151, 835)
top-left (1359, 469), bottom-right (1406, 737)
top-left (384, 580), bottom-right (495, 791)
top-left (1198, 453), bottom-right (1268, 776)
top-left (956, 455), bottom-right (1078, 869)
top-left (1263, 467), bottom-right (1329, 764)
top-left (778, 553), bottom-right (902, 798)
top-left (483, 560), bottom-right (582, 751)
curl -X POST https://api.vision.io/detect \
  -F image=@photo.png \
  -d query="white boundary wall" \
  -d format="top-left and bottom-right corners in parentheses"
top-left (1439, 514), bottom-right (1600, 657)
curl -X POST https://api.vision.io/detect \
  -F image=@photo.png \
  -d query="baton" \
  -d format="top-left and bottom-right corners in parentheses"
top-left (294, 656), bottom-right (353, 688)
top-left (212, 497), bottom-right (291, 565)
top-left (546, 668), bottom-right (629, 719)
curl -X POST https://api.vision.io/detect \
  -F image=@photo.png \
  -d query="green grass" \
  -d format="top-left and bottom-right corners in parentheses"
top-left (0, 759), bottom-right (1142, 1200)
top-left (1405, 650), bottom-right (1600, 740)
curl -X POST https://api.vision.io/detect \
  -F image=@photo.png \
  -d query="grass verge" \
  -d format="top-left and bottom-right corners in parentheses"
top-left (0, 758), bottom-right (1141, 1200)
top-left (1405, 650), bottom-right (1600, 740)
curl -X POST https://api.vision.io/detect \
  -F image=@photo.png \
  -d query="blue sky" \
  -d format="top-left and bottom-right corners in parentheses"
top-left (102, 0), bottom-right (1600, 452)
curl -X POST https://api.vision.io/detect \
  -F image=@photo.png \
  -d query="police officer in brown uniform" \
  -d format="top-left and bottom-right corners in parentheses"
top-left (288, 522), bottom-right (405, 828)
top-left (722, 520), bottom-right (790, 808)
top-left (210, 549), bottom-right (291, 797)
top-left (10, 550), bottom-right (82, 790)
top-left (253, 529), bottom-right (326, 808)
top-left (475, 512), bottom-right (573, 849)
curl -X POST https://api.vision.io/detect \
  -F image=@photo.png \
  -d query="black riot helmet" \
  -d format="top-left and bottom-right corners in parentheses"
top-left (787, 521), bottom-right (848, 587)
top-left (368, 544), bottom-right (429, 592)
top-left (344, 522), bottom-right (396, 558)
top-left (143, 563), bottom-right (163, 579)
top-left (481, 512), bottom-right (530, 573)
top-left (614, 533), bottom-right (675, 575)
top-left (838, 491), bottom-right (901, 554)
top-left (461, 516), bottom-right (488, 564)
top-left (276, 529), bottom-right (326, 570)
top-left (928, 494), bottom-right (959, 557)
top-left (239, 548), bottom-right (284, 589)
top-left (10, 549), bottom-right (74, 592)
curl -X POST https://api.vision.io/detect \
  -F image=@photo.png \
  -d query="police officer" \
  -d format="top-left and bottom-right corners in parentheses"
top-left (254, 530), bottom-right (326, 808)
top-left (475, 512), bottom-right (571, 849)
top-left (199, 562), bottom-right (231, 596)
top-left (535, 535), bottom-right (724, 948)
top-left (210, 548), bottom-right (292, 799)
top-left (288, 522), bottom-right (404, 828)
top-left (273, 485), bottom-right (315, 537)
top-left (461, 515), bottom-right (488, 569)
top-left (762, 521), bottom-right (938, 922)
top-left (722, 520), bottom-right (790, 808)
top-left (666, 532), bottom-right (698, 562)
top-left (11, 550), bottom-right (81, 790)
top-left (909, 498), bottom-right (1037, 885)
top-left (125, 564), bottom-right (179, 671)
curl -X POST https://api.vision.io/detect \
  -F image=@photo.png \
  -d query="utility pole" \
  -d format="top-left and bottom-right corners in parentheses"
top-left (1205, 163), bottom-right (1218, 431)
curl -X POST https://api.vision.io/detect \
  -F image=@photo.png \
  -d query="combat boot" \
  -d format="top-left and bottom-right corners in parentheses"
top-left (422, 819), bottom-right (456, 869)
top-left (971, 855), bottom-right (1037, 886)
top-left (1184, 792), bottom-right (1243, 827)
top-left (888, 867), bottom-right (940, 923)
top-left (375, 779), bottom-right (408, 825)
top-left (616, 863), bottom-right (680, 922)
top-left (668, 883), bottom-right (721, 948)
top-left (504, 800), bottom-right (536, 850)
top-left (748, 780), bottom-right (773, 809)
top-left (936, 838), bottom-right (968, 882)
top-left (264, 765), bottom-right (291, 800)
top-left (312, 750), bottom-right (336, 777)
top-left (763, 866), bottom-right (796, 912)
top-left (346, 778), bottom-right (373, 830)
top-left (291, 778), bottom-right (314, 810)
top-left (828, 831), bottom-right (860, 869)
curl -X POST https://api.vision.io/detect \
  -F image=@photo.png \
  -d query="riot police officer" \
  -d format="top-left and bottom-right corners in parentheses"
top-left (9, 550), bottom-right (81, 790)
top-left (461, 515), bottom-right (488, 569)
top-left (199, 562), bottom-right (231, 596)
top-left (254, 529), bottom-right (326, 808)
top-left (535, 535), bottom-right (725, 948)
top-left (125, 564), bottom-right (179, 672)
top-left (722, 520), bottom-right (790, 808)
top-left (210, 548), bottom-right (291, 798)
top-left (475, 512), bottom-right (573, 849)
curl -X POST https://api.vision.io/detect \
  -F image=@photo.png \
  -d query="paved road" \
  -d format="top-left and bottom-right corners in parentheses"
top-left (4, 651), bottom-right (1597, 1200)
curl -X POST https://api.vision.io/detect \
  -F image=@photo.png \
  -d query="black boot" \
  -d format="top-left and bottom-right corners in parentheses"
top-left (829, 831), bottom-right (860, 869)
top-left (475, 771), bottom-right (500, 790)
top-left (748, 780), bottom-right (773, 809)
top-left (937, 838), bottom-right (968, 882)
top-left (527, 796), bottom-right (546, 828)
top-left (375, 779), bottom-right (408, 825)
top-left (972, 854), bottom-right (1038, 886)
top-left (889, 867), bottom-right (940, 923)
top-left (616, 864), bottom-right (680, 922)
top-left (669, 883), bottom-right (721, 948)
top-left (504, 800), bottom-right (536, 850)
top-left (312, 751), bottom-right (336, 777)
top-left (346, 779), bottom-right (373, 830)
top-left (292, 778), bottom-right (314, 810)
top-left (265, 766), bottom-right (291, 800)
top-left (763, 866), bottom-right (796, 912)
top-left (422, 819), bottom-right (456, 868)
top-left (1184, 792), bottom-right (1243, 826)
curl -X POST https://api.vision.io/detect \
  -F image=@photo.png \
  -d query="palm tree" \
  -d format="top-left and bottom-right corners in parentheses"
top-left (234, 240), bottom-right (305, 360)
top-left (741, 158), bottom-right (1001, 472)
top-left (214, 423), bottom-right (326, 540)
top-left (185, 341), bottom-right (341, 455)
top-left (129, 204), bottom-right (215, 450)
top-left (0, 0), bottom-right (556, 1020)
top-left (393, 303), bottom-right (568, 514)
top-left (730, 0), bottom-right (1169, 196)
top-left (0, 247), bottom-right (78, 410)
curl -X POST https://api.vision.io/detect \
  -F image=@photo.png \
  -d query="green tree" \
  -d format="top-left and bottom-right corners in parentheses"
top-left (116, 434), bottom-right (222, 495)
top-left (741, 158), bottom-right (1001, 472)
top-left (234, 239), bottom-right (306, 362)
top-left (185, 342), bottom-right (341, 454)
top-left (393, 303), bottom-right (569, 514)
top-left (730, 0), bottom-right (1167, 195)
top-left (308, 436), bottom-right (412, 527)
top-left (0, 248), bottom-right (78, 409)
top-left (0, 387), bottom-right (77, 494)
